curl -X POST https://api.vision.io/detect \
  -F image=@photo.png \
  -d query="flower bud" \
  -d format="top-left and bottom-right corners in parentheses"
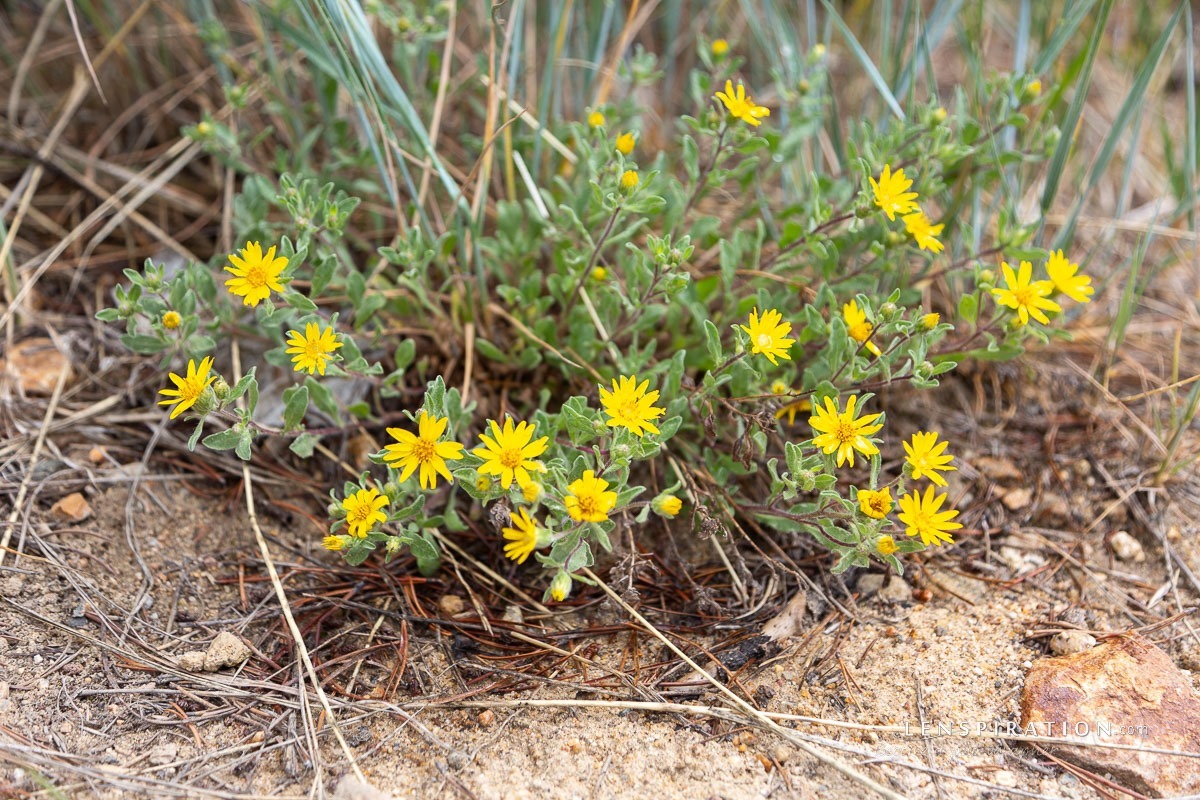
top-left (162, 311), bottom-right (182, 330)
top-left (652, 493), bottom-right (683, 518)
top-left (549, 571), bottom-right (572, 602)
top-left (930, 106), bottom-right (947, 125)
top-left (588, 111), bottom-right (605, 128)
top-left (1020, 79), bottom-right (1042, 104)
top-left (877, 302), bottom-right (898, 321)
top-left (919, 312), bottom-right (940, 331)
top-left (876, 535), bottom-right (899, 556)
top-left (591, 266), bottom-right (607, 281)
top-left (211, 378), bottom-right (231, 402)
top-left (978, 268), bottom-right (995, 288)
top-left (619, 169), bottom-right (640, 192)
top-left (520, 480), bottom-right (541, 504)
top-left (475, 476), bottom-right (492, 493)
top-left (615, 131), bottom-right (635, 155)
top-left (711, 39), bottom-right (729, 57)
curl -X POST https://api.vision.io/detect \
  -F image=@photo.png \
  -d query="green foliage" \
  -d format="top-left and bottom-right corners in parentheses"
top-left (95, 2), bottom-right (1168, 597)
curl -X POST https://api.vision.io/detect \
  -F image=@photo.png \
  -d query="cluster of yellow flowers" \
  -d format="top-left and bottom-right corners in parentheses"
top-left (317, 374), bottom-right (677, 581)
top-left (870, 163), bottom-right (944, 254)
top-left (992, 250), bottom-right (1092, 325)
top-left (810, 393), bottom-right (962, 551)
top-left (157, 241), bottom-right (349, 419)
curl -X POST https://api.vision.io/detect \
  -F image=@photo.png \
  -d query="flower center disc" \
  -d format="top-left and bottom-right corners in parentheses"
top-left (412, 439), bottom-right (436, 462)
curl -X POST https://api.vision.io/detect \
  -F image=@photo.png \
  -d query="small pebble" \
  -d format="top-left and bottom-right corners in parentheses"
top-left (1109, 530), bottom-right (1145, 562)
top-left (1050, 629), bottom-right (1096, 656)
top-left (439, 595), bottom-right (465, 615)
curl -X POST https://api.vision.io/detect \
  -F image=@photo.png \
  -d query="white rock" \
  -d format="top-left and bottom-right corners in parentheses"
top-left (1109, 530), bottom-right (1145, 562)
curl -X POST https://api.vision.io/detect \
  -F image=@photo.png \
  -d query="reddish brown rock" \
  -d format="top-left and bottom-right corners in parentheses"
top-left (50, 492), bottom-right (92, 522)
top-left (1020, 634), bottom-right (1200, 797)
top-left (0, 337), bottom-right (74, 395)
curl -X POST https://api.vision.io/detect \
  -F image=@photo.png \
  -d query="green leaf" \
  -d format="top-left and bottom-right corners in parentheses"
top-left (402, 531), bottom-right (441, 576)
top-left (703, 319), bottom-right (723, 366)
top-left (957, 293), bottom-right (977, 325)
top-left (306, 376), bottom-right (341, 423)
top-left (289, 432), bottom-right (319, 458)
top-left (343, 539), bottom-right (376, 567)
top-left (235, 429), bottom-right (254, 461)
top-left (95, 308), bottom-right (121, 322)
top-left (393, 339), bottom-right (416, 371)
top-left (187, 420), bottom-right (205, 451)
top-left (311, 256), bottom-right (336, 296)
top-left (228, 368), bottom-right (258, 402)
top-left (282, 385), bottom-right (309, 430)
top-left (282, 290), bottom-right (317, 311)
top-left (203, 428), bottom-right (243, 451)
top-left (121, 334), bottom-right (166, 355)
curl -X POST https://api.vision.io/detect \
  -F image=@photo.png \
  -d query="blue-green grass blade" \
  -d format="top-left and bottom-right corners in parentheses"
top-left (1053, 2), bottom-right (1183, 247)
top-left (1039, 0), bottom-right (1114, 213)
top-left (822, 0), bottom-right (905, 121)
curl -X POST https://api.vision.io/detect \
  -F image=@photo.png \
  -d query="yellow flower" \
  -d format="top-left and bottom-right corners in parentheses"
top-left (1045, 250), bottom-right (1093, 303)
top-left (897, 485), bottom-right (962, 547)
top-left (992, 260), bottom-right (1061, 325)
top-left (902, 211), bottom-right (945, 253)
top-left (588, 111), bottom-right (605, 128)
top-left (342, 487), bottom-right (388, 538)
top-left (615, 131), bottom-right (636, 155)
top-left (741, 307), bottom-right (794, 365)
top-left (920, 312), bottom-right (941, 331)
top-left (383, 412), bottom-right (466, 490)
top-left (876, 535), bottom-right (899, 556)
top-left (770, 381), bottom-right (788, 395)
top-left (591, 266), bottom-right (608, 281)
top-left (903, 431), bottom-right (956, 487)
top-left (869, 164), bottom-right (919, 221)
top-left (652, 493), bottom-right (683, 518)
top-left (808, 394), bottom-right (884, 468)
top-left (620, 169), bottom-right (640, 191)
top-left (711, 39), bottom-right (729, 56)
top-left (842, 299), bottom-right (882, 357)
top-left (858, 487), bottom-right (893, 519)
top-left (323, 535), bottom-right (348, 551)
top-left (564, 469), bottom-right (618, 523)
top-left (1026, 79), bottom-right (1042, 98)
top-left (162, 311), bottom-right (181, 330)
top-left (599, 375), bottom-right (665, 437)
top-left (158, 356), bottom-right (217, 420)
top-left (714, 80), bottom-right (770, 127)
top-left (501, 507), bottom-right (541, 565)
top-left (224, 241), bottom-right (288, 307)
top-left (474, 418), bottom-right (549, 490)
top-left (285, 322), bottom-right (343, 376)
top-left (775, 398), bottom-right (811, 426)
